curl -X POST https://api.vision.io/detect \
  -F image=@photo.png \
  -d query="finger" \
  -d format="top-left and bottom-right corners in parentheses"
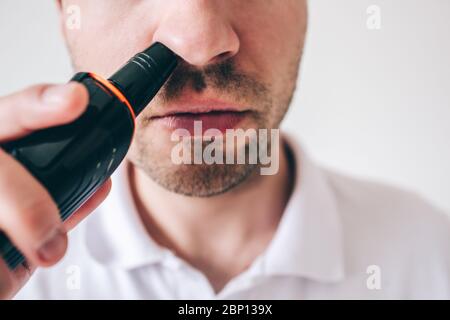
top-left (0, 82), bottom-right (88, 142)
top-left (9, 261), bottom-right (35, 299)
top-left (13, 260), bottom-right (35, 285)
top-left (0, 258), bottom-right (35, 300)
top-left (0, 259), bottom-right (15, 300)
top-left (64, 179), bottom-right (112, 232)
top-left (0, 149), bottom-right (67, 267)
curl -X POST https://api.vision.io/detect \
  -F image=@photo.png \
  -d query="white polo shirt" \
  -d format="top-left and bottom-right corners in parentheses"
top-left (15, 136), bottom-right (450, 299)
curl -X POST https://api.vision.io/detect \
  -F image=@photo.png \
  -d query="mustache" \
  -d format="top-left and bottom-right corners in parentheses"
top-left (158, 58), bottom-right (270, 103)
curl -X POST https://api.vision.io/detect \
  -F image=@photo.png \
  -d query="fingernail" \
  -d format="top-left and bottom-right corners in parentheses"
top-left (41, 84), bottom-right (75, 107)
top-left (37, 228), bottom-right (66, 263)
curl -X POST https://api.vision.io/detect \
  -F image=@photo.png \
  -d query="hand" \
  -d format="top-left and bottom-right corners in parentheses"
top-left (0, 83), bottom-right (112, 299)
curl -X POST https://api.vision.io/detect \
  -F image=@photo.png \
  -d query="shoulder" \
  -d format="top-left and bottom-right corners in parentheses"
top-left (324, 168), bottom-right (450, 240)
top-left (322, 167), bottom-right (450, 298)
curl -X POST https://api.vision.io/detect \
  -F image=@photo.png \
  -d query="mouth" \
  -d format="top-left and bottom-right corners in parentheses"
top-left (152, 110), bottom-right (250, 135)
top-left (148, 99), bottom-right (251, 135)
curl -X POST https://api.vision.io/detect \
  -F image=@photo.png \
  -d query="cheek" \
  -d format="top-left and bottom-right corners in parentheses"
top-left (235, 4), bottom-right (306, 85)
top-left (64, 2), bottom-right (159, 77)
top-left (128, 121), bottom-right (178, 166)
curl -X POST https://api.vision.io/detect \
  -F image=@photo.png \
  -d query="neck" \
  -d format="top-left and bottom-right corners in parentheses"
top-left (128, 141), bottom-right (295, 293)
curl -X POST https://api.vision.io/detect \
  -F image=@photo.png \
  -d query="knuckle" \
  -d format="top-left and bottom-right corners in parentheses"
top-left (16, 84), bottom-right (48, 105)
top-left (8, 193), bottom-right (61, 240)
top-left (19, 194), bottom-right (60, 227)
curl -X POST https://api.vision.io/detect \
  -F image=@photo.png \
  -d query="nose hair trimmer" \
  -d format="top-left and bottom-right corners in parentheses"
top-left (0, 42), bottom-right (178, 269)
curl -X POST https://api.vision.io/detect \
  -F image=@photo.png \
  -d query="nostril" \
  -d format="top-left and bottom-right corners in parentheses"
top-left (209, 51), bottom-right (234, 65)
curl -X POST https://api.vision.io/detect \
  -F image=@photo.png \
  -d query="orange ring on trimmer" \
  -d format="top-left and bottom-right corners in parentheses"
top-left (88, 72), bottom-right (136, 121)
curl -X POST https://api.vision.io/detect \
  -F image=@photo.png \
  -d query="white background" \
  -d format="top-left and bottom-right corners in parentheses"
top-left (0, 0), bottom-right (449, 213)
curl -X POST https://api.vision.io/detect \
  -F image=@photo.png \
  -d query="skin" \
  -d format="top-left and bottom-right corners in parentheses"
top-left (61, 0), bottom-right (306, 197)
top-left (0, 0), bottom-right (307, 298)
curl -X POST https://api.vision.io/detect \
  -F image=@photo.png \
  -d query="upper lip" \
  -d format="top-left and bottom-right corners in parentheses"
top-left (149, 98), bottom-right (248, 118)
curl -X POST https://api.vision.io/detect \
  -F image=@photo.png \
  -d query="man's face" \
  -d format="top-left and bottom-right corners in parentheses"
top-left (60, 0), bottom-right (307, 197)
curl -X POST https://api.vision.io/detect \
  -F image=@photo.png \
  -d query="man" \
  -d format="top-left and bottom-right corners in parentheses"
top-left (1, 0), bottom-right (449, 299)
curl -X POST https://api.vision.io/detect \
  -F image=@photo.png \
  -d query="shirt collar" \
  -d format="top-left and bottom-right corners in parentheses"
top-left (84, 135), bottom-right (345, 282)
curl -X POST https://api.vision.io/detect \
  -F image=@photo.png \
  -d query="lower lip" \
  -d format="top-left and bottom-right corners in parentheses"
top-left (151, 111), bottom-right (250, 135)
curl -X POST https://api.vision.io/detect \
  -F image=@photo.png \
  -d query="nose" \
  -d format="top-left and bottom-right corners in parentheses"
top-left (152, 0), bottom-right (240, 67)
